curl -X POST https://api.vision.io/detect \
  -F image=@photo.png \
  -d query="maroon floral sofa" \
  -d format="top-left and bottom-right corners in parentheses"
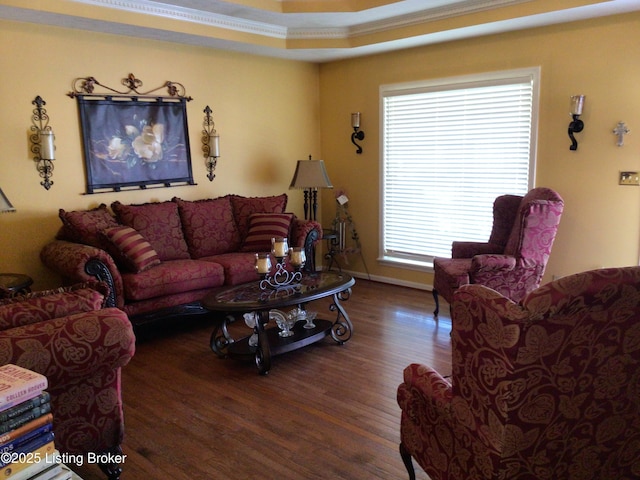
top-left (0, 282), bottom-right (135, 480)
top-left (40, 194), bottom-right (322, 326)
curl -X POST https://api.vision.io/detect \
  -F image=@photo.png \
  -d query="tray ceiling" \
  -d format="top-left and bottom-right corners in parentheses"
top-left (1, 0), bottom-right (639, 61)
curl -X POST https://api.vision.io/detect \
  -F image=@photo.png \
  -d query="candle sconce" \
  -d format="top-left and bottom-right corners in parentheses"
top-left (351, 112), bottom-right (365, 154)
top-left (255, 238), bottom-right (305, 293)
top-left (568, 95), bottom-right (585, 151)
top-left (202, 105), bottom-right (220, 181)
top-left (29, 96), bottom-right (56, 190)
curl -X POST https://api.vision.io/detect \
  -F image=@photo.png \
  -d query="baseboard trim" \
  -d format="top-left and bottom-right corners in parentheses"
top-left (325, 268), bottom-right (434, 292)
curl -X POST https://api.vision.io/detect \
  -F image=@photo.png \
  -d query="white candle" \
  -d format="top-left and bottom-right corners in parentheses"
top-left (210, 133), bottom-right (220, 157)
top-left (570, 95), bottom-right (585, 116)
top-left (272, 237), bottom-right (288, 258)
top-left (351, 112), bottom-right (360, 129)
top-left (255, 253), bottom-right (271, 274)
top-left (40, 130), bottom-right (55, 160)
top-left (289, 247), bottom-right (306, 267)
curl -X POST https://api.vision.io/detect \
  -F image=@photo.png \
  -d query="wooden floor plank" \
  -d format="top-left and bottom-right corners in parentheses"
top-left (71, 279), bottom-right (450, 479)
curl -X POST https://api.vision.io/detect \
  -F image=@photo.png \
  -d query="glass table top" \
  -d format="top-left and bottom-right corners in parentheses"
top-left (202, 272), bottom-right (354, 312)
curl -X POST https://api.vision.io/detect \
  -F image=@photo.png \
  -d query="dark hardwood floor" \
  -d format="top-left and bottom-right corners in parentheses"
top-left (72, 279), bottom-right (451, 480)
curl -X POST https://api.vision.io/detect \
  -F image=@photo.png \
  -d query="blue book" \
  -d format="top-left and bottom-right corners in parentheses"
top-left (0, 431), bottom-right (55, 468)
top-left (0, 423), bottom-right (54, 454)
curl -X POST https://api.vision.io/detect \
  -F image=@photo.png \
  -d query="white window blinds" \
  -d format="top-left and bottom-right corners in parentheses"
top-left (380, 68), bottom-right (538, 267)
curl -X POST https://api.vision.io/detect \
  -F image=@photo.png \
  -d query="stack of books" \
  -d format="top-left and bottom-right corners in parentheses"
top-left (0, 364), bottom-right (71, 480)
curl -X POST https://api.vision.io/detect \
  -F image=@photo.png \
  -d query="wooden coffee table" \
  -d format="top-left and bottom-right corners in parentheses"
top-left (201, 272), bottom-right (355, 374)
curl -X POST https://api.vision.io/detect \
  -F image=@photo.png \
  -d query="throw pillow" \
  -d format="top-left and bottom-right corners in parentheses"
top-left (230, 194), bottom-right (288, 241)
top-left (58, 204), bottom-right (119, 248)
top-left (102, 226), bottom-right (161, 273)
top-left (240, 213), bottom-right (293, 252)
top-left (174, 196), bottom-right (241, 258)
top-left (112, 200), bottom-right (190, 261)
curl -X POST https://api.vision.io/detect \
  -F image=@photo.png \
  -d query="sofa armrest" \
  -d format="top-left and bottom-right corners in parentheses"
top-left (291, 218), bottom-right (322, 248)
top-left (291, 218), bottom-right (322, 272)
top-left (40, 240), bottom-right (124, 309)
top-left (0, 307), bottom-right (135, 387)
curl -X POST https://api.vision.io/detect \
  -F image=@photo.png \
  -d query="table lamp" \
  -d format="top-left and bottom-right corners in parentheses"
top-left (289, 155), bottom-right (333, 221)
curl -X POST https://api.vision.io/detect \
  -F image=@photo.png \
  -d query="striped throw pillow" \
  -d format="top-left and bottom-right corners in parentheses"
top-left (103, 226), bottom-right (161, 272)
top-left (240, 213), bottom-right (293, 252)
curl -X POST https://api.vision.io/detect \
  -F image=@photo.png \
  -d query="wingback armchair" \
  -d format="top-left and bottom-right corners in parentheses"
top-left (398, 266), bottom-right (640, 480)
top-left (0, 282), bottom-right (136, 480)
top-left (432, 187), bottom-right (564, 315)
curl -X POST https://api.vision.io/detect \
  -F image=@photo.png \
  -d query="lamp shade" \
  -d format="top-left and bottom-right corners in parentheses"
top-left (0, 187), bottom-right (15, 213)
top-left (289, 160), bottom-right (333, 189)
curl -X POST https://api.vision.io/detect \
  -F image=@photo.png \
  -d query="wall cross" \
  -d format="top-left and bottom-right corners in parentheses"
top-left (613, 121), bottom-right (630, 147)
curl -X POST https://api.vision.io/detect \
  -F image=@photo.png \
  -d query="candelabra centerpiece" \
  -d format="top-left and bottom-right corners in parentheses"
top-left (254, 238), bottom-right (306, 292)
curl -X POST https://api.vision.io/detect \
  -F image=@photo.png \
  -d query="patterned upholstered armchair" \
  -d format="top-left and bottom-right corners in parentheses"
top-left (398, 266), bottom-right (640, 480)
top-left (0, 282), bottom-right (135, 480)
top-left (432, 187), bottom-right (564, 316)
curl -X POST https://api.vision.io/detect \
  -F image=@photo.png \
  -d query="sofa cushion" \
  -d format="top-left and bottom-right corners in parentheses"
top-left (230, 194), bottom-right (288, 241)
top-left (112, 200), bottom-right (190, 261)
top-left (202, 253), bottom-right (261, 286)
top-left (174, 196), bottom-right (241, 258)
top-left (58, 204), bottom-right (119, 248)
top-left (121, 259), bottom-right (224, 302)
top-left (0, 282), bottom-right (108, 330)
top-left (240, 213), bottom-right (293, 252)
top-left (102, 226), bottom-right (161, 273)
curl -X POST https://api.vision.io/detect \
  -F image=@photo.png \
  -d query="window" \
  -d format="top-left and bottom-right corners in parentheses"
top-left (380, 68), bottom-right (539, 269)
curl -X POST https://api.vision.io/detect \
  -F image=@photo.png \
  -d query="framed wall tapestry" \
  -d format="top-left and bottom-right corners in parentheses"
top-left (69, 74), bottom-right (195, 193)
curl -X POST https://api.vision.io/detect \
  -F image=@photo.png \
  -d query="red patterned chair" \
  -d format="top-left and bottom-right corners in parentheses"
top-left (432, 187), bottom-right (564, 316)
top-left (398, 266), bottom-right (640, 480)
top-left (0, 282), bottom-right (136, 480)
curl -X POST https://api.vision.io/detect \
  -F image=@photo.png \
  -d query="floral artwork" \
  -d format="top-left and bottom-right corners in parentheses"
top-left (77, 97), bottom-right (194, 193)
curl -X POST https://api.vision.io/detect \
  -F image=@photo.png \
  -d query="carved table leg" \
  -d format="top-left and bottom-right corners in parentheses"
top-left (254, 310), bottom-right (272, 375)
top-left (329, 287), bottom-right (353, 344)
top-left (210, 315), bottom-right (235, 357)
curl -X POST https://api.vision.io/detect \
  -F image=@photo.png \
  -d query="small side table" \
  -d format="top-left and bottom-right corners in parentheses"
top-left (0, 273), bottom-right (33, 299)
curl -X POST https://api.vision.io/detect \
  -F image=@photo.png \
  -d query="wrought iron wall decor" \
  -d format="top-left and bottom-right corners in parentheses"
top-left (30, 96), bottom-right (56, 190)
top-left (68, 73), bottom-right (195, 193)
top-left (202, 105), bottom-right (220, 181)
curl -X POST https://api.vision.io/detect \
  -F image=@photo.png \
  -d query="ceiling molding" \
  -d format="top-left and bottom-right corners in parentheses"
top-left (1, 0), bottom-right (639, 61)
top-left (78, 0), bottom-right (290, 38)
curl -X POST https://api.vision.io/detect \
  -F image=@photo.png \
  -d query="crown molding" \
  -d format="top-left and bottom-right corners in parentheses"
top-left (72, 0), bottom-right (532, 41)
top-left (78, 0), bottom-right (289, 38)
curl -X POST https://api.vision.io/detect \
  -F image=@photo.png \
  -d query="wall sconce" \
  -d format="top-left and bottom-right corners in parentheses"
top-left (568, 95), bottom-right (585, 151)
top-left (351, 112), bottom-right (365, 154)
top-left (29, 96), bottom-right (55, 190)
top-left (202, 105), bottom-right (220, 181)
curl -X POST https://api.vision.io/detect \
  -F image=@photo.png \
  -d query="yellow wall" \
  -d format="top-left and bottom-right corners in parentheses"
top-left (2, 12), bottom-right (640, 292)
top-left (319, 12), bottom-right (640, 288)
top-left (0, 19), bottom-right (319, 289)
